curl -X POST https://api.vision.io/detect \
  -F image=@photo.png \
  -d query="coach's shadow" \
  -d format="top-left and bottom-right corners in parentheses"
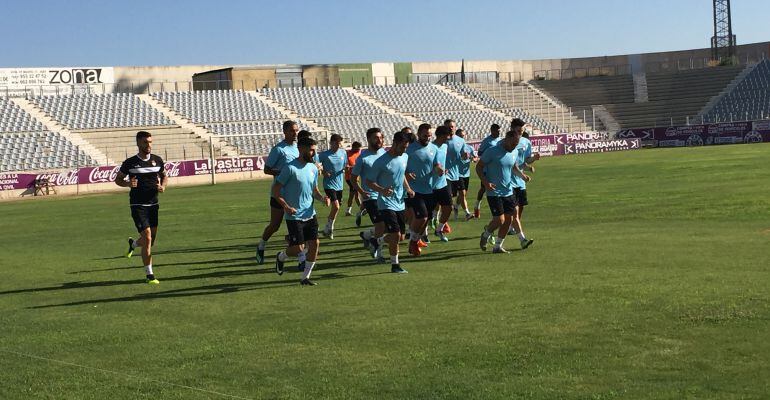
top-left (29, 271), bottom-right (390, 309)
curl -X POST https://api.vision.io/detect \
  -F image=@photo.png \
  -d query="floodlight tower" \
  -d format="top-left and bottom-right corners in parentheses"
top-left (711, 0), bottom-right (736, 62)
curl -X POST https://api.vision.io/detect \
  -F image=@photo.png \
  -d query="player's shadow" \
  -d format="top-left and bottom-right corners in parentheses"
top-left (29, 271), bottom-right (391, 309)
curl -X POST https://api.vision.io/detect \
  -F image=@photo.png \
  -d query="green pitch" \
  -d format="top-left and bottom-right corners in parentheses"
top-left (1, 144), bottom-right (769, 399)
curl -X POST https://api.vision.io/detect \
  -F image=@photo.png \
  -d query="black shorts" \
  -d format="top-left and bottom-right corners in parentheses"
top-left (362, 199), bottom-right (381, 224)
top-left (449, 179), bottom-right (465, 196)
top-left (462, 177), bottom-right (470, 191)
top-left (487, 195), bottom-right (517, 217)
top-left (410, 192), bottom-right (433, 219)
top-left (131, 205), bottom-right (159, 232)
top-left (514, 188), bottom-right (528, 207)
top-left (324, 189), bottom-right (344, 203)
top-left (433, 186), bottom-right (452, 207)
top-left (378, 209), bottom-right (406, 234)
top-left (270, 196), bottom-right (282, 210)
top-left (286, 216), bottom-right (319, 246)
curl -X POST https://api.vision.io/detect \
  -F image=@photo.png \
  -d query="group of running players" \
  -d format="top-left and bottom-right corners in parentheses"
top-left (118, 118), bottom-right (540, 286)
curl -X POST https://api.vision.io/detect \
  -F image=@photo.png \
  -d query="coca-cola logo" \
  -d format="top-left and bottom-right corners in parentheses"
top-left (36, 170), bottom-right (78, 186)
top-left (165, 162), bottom-right (183, 178)
top-left (87, 166), bottom-right (120, 183)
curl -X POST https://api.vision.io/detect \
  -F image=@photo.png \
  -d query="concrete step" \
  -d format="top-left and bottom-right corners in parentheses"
top-left (345, 88), bottom-right (425, 126)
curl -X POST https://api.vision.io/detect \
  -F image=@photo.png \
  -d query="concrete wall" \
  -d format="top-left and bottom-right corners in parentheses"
top-left (193, 69), bottom-right (232, 90)
top-left (114, 65), bottom-right (229, 93)
top-left (303, 65), bottom-right (339, 87)
top-left (372, 62), bottom-right (395, 85)
top-left (338, 63), bottom-right (373, 87)
top-left (232, 68), bottom-right (277, 90)
top-left (393, 62), bottom-right (412, 84)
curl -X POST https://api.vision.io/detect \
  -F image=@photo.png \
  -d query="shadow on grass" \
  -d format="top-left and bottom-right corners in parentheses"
top-left (29, 271), bottom-right (392, 308)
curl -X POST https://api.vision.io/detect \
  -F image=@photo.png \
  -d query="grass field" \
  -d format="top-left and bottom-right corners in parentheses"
top-left (1, 144), bottom-right (769, 399)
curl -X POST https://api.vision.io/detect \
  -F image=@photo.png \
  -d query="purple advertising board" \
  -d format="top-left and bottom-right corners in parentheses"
top-left (563, 139), bottom-right (641, 155)
top-left (615, 120), bottom-right (770, 147)
top-left (1, 156), bottom-right (265, 191)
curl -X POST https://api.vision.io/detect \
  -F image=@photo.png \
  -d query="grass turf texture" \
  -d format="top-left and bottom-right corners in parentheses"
top-left (1, 143), bottom-right (769, 399)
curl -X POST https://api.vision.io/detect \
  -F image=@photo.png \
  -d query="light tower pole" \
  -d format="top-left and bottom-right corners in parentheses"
top-left (711, 0), bottom-right (736, 62)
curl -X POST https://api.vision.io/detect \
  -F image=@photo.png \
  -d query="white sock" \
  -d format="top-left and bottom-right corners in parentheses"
top-left (131, 239), bottom-right (141, 249)
top-left (302, 261), bottom-right (315, 280)
top-left (278, 251), bottom-right (289, 262)
top-left (518, 232), bottom-right (526, 241)
top-left (328, 218), bottom-right (335, 230)
top-left (464, 208), bottom-right (470, 215)
top-left (144, 264), bottom-right (153, 275)
top-left (258, 240), bottom-right (266, 251)
top-left (390, 255), bottom-right (399, 265)
top-left (494, 238), bottom-right (505, 249)
top-left (475, 200), bottom-right (482, 209)
top-left (437, 223), bottom-right (446, 233)
top-left (298, 250), bottom-right (307, 263)
top-left (346, 207), bottom-right (352, 213)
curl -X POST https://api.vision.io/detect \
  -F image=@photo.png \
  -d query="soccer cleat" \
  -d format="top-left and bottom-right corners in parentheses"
top-left (355, 213), bottom-right (362, 227)
top-left (465, 212), bottom-right (474, 221)
top-left (300, 278), bottom-right (317, 286)
top-left (408, 240), bottom-right (421, 257)
top-left (417, 239), bottom-right (429, 248)
top-left (370, 243), bottom-right (380, 259)
top-left (345, 209), bottom-right (352, 216)
top-left (492, 247), bottom-right (509, 254)
top-left (391, 265), bottom-right (408, 274)
top-left (473, 208), bottom-right (480, 219)
top-left (275, 253), bottom-right (285, 276)
top-left (480, 232), bottom-right (490, 251)
top-left (520, 239), bottom-right (534, 249)
top-left (435, 231), bottom-right (449, 242)
top-left (421, 234), bottom-right (431, 244)
top-left (442, 223), bottom-right (452, 234)
top-left (125, 238), bottom-right (135, 258)
top-left (328, 230), bottom-right (334, 240)
top-left (322, 226), bottom-right (333, 239)
top-left (507, 229), bottom-right (517, 236)
top-left (146, 278), bottom-right (160, 285)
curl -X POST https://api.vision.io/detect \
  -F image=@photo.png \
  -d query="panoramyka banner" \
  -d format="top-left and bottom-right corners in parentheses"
top-left (615, 121), bottom-right (770, 147)
top-left (0, 156), bottom-right (265, 191)
top-left (563, 139), bottom-right (641, 154)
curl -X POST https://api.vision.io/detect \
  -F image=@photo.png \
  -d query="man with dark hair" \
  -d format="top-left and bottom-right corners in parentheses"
top-left (345, 141), bottom-right (363, 216)
top-left (508, 121), bottom-right (539, 248)
top-left (430, 125), bottom-right (453, 242)
top-left (455, 128), bottom-right (478, 221)
top-left (116, 130), bottom-right (167, 284)
top-left (256, 120), bottom-right (299, 265)
top-left (318, 133), bottom-right (347, 239)
top-left (405, 123), bottom-right (439, 256)
top-left (351, 127), bottom-right (386, 258)
top-left (476, 121), bottom-right (531, 253)
top-left (401, 128), bottom-right (418, 233)
top-left (273, 136), bottom-right (330, 285)
top-left (474, 123), bottom-right (502, 219)
top-left (443, 119), bottom-right (469, 223)
top-left (365, 131), bottom-right (413, 273)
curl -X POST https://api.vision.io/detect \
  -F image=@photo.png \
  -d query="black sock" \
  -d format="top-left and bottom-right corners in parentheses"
top-left (369, 238), bottom-right (379, 249)
top-left (146, 274), bottom-right (155, 280)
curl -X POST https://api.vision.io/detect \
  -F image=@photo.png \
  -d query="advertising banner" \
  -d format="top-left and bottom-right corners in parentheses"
top-left (0, 156), bottom-right (265, 191)
top-left (0, 67), bottom-right (115, 96)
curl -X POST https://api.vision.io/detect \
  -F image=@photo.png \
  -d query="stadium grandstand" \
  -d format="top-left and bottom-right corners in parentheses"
top-left (1, 41), bottom-right (769, 175)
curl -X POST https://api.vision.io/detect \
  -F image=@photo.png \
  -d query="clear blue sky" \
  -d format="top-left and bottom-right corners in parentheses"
top-left (1, 0), bottom-right (768, 67)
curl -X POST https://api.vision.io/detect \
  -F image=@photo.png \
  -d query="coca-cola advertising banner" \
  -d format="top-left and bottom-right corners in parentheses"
top-left (615, 121), bottom-right (770, 147)
top-left (0, 156), bottom-right (265, 191)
